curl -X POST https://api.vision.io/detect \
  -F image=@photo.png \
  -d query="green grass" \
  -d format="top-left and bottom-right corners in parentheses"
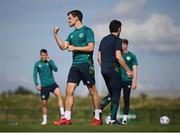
top-left (0, 123), bottom-right (180, 132)
top-left (0, 94), bottom-right (180, 132)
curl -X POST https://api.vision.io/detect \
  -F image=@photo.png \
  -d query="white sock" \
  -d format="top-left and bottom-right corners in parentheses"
top-left (43, 114), bottom-right (47, 122)
top-left (123, 114), bottom-right (128, 121)
top-left (60, 107), bottom-right (65, 117)
top-left (94, 109), bottom-right (101, 120)
top-left (64, 111), bottom-right (71, 120)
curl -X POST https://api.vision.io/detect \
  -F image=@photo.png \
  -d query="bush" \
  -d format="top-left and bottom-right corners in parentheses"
top-left (14, 86), bottom-right (33, 95)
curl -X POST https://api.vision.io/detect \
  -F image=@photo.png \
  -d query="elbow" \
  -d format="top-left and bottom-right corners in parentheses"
top-left (116, 56), bottom-right (121, 62)
top-left (116, 54), bottom-right (124, 63)
top-left (58, 43), bottom-right (67, 50)
top-left (59, 46), bottom-right (66, 51)
top-left (54, 68), bottom-right (58, 72)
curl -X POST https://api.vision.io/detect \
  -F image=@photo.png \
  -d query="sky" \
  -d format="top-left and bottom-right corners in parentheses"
top-left (0, 0), bottom-right (180, 96)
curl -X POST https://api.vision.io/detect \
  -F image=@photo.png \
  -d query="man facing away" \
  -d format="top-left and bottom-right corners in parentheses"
top-left (33, 49), bottom-right (65, 125)
top-left (52, 10), bottom-right (102, 125)
top-left (98, 20), bottom-right (133, 124)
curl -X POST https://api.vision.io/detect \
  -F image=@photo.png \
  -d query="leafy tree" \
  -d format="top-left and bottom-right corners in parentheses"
top-left (14, 86), bottom-right (33, 95)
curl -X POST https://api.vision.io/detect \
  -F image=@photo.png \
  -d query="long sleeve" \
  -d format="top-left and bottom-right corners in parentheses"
top-left (33, 63), bottom-right (39, 86)
top-left (48, 60), bottom-right (58, 72)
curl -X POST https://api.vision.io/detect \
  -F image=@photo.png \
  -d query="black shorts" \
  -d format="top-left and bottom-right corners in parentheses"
top-left (122, 80), bottom-right (132, 90)
top-left (67, 62), bottom-right (95, 87)
top-left (41, 83), bottom-right (59, 100)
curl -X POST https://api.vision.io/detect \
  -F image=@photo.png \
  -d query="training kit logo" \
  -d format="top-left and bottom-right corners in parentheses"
top-left (38, 64), bottom-right (42, 68)
top-left (70, 35), bottom-right (73, 39)
top-left (79, 33), bottom-right (84, 38)
top-left (127, 56), bottom-right (131, 61)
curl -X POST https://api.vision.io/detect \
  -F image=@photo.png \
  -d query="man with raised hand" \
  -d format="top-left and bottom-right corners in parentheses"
top-left (53, 10), bottom-right (102, 125)
top-left (33, 49), bottom-right (65, 125)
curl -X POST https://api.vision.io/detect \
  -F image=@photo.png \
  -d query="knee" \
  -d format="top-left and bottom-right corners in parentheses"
top-left (66, 89), bottom-right (73, 97)
top-left (66, 84), bottom-right (75, 97)
top-left (55, 90), bottom-right (62, 99)
top-left (42, 101), bottom-right (48, 107)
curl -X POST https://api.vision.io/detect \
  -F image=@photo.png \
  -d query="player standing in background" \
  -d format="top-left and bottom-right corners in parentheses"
top-left (98, 20), bottom-right (132, 124)
top-left (52, 10), bottom-right (102, 125)
top-left (33, 49), bottom-right (65, 125)
top-left (120, 39), bottom-right (138, 125)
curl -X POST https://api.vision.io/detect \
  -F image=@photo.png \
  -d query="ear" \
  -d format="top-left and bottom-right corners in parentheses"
top-left (74, 16), bottom-right (79, 21)
top-left (118, 27), bottom-right (121, 32)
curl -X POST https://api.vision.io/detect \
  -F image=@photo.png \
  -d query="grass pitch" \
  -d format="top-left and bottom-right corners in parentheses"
top-left (0, 94), bottom-right (180, 132)
top-left (0, 122), bottom-right (180, 132)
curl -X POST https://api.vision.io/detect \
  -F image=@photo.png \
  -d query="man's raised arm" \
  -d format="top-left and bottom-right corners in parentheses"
top-left (53, 27), bottom-right (69, 50)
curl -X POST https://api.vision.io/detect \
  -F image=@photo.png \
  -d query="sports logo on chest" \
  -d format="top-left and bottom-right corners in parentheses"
top-left (70, 35), bottom-right (73, 39)
top-left (38, 63), bottom-right (48, 69)
top-left (38, 64), bottom-right (42, 68)
top-left (79, 33), bottom-right (84, 38)
top-left (126, 56), bottom-right (131, 61)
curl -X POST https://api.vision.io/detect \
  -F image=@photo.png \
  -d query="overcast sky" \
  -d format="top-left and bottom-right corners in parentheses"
top-left (0, 0), bottom-right (180, 96)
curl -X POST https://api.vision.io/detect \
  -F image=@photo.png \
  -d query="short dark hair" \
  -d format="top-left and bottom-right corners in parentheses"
top-left (122, 39), bottom-right (129, 45)
top-left (40, 49), bottom-right (47, 54)
top-left (67, 10), bottom-right (83, 22)
top-left (109, 20), bottom-right (122, 33)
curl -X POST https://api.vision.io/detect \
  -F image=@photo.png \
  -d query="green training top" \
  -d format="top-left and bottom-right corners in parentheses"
top-left (33, 59), bottom-right (58, 87)
top-left (121, 51), bottom-right (138, 81)
top-left (65, 26), bottom-right (95, 66)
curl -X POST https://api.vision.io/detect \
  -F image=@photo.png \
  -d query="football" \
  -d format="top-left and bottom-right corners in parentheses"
top-left (105, 115), bottom-right (111, 124)
top-left (160, 116), bottom-right (170, 125)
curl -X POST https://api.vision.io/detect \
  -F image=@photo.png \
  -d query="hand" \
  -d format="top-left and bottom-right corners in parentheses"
top-left (68, 45), bottom-right (75, 52)
top-left (53, 27), bottom-right (60, 34)
top-left (131, 81), bottom-right (137, 90)
top-left (36, 85), bottom-right (41, 91)
top-left (127, 70), bottom-right (133, 78)
top-left (46, 56), bottom-right (50, 61)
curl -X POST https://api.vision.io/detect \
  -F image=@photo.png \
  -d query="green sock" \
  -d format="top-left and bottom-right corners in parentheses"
top-left (110, 104), bottom-right (118, 120)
